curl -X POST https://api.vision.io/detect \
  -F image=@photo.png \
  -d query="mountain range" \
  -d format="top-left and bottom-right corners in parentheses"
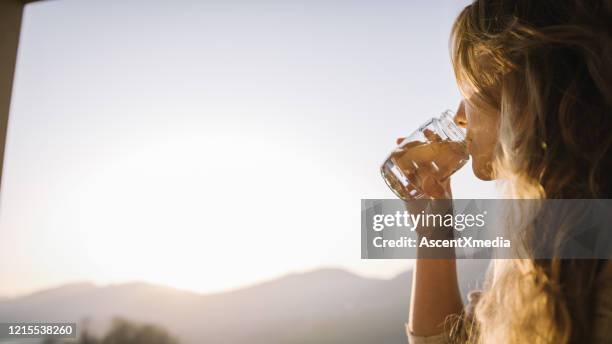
top-left (0, 260), bottom-right (488, 344)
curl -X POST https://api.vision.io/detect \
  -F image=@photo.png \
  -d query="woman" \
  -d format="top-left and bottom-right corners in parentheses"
top-left (406, 0), bottom-right (612, 343)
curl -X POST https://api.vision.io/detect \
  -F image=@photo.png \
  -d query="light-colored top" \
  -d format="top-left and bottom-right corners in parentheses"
top-left (406, 290), bottom-right (481, 344)
top-left (406, 264), bottom-right (612, 343)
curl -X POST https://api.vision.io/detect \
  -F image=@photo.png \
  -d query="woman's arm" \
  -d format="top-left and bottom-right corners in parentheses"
top-left (406, 192), bottom-right (464, 337)
top-left (409, 258), bottom-right (463, 336)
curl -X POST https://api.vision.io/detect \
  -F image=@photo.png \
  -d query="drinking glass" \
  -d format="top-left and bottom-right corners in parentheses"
top-left (380, 110), bottom-right (469, 200)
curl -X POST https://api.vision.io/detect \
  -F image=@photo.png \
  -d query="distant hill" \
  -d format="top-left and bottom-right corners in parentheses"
top-left (0, 261), bottom-right (488, 344)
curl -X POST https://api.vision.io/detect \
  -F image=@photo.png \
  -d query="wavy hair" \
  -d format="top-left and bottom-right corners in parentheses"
top-left (449, 1), bottom-right (612, 343)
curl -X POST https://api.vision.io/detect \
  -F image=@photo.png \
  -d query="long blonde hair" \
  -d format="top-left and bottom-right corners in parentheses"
top-left (449, 1), bottom-right (612, 343)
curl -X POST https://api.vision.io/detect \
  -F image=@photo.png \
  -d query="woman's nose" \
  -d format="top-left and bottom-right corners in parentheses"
top-left (454, 100), bottom-right (468, 128)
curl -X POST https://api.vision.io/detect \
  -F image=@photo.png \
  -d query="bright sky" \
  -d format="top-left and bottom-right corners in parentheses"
top-left (0, 0), bottom-right (495, 297)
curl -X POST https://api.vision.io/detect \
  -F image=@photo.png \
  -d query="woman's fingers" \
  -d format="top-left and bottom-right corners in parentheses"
top-left (420, 175), bottom-right (445, 199)
top-left (397, 139), bottom-right (421, 150)
top-left (423, 129), bottom-right (443, 142)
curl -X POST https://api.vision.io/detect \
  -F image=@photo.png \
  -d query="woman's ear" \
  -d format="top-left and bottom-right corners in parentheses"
top-left (454, 101), bottom-right (468, 128)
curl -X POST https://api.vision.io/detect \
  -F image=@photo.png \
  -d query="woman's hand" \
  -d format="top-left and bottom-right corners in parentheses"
top-left (395, 130), bottom-right (454, 200)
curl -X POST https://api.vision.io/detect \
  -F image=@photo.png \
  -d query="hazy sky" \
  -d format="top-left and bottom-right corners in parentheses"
top-left (0, 0), bottom-right (494, 297)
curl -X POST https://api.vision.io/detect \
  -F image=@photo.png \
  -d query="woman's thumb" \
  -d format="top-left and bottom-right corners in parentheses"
top-left (421, 175), bottom-right (450, 199)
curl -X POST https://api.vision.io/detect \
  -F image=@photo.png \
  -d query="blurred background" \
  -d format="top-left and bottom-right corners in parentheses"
top-left (0, 0), bottom-right (494, 342)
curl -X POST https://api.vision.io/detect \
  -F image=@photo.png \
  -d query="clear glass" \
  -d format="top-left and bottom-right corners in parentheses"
top-left (380, 110), bottom-right (469, 200)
